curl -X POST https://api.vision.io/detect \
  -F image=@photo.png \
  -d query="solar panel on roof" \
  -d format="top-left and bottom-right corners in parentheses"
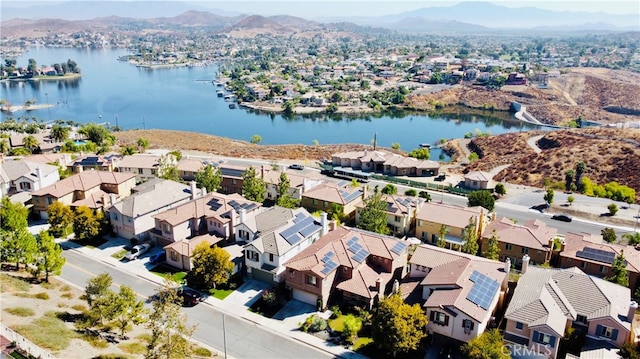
top-left (280, 226), bottom-right (299, 240)
top-left (351, 248), bottom-right (369, 263)
top-left (466, 271), bottom-right (500, 310)
top-left (285, 233), bottom-right (302, 245)
top-left (390, 241), bottom-right (406, 255)
top-left (576, 247), bottom-right (617, 265)
top-left (321, 267), bottom-right (332, 275)
top-left (293, 212), bottom-right (306, 223)
top-left (326, 261), bottom-right (337, 271)
top-left (347, 237), bottom-right (359, 246)
top-left (469, 270), bottom-right (481, 283)
top-left (348, 242), bottom-right (363, 254)
top-left (342, 190), bottom-right (362, 203)
top-left (321, 252), bottom-right (335, 263)
top-left (299, 223), bottom-right (319, 237)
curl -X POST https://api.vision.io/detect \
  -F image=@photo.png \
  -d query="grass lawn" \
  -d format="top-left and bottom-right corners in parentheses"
top-left (150, 264), bottom-right (186, 283)
top-left (209, 288), bottom-right (233, 300)
top-left (118, 341), bottom-right (147, 354)
top-left (3, 307), bottom-right (35, 317)
top-left (13, 315), bottom-right (79, 351)
top-left (0, 273), bottom-right (31, 292)
top-left (111, 249), bottom-right (129, 261)
top-left (328, 316), bottom-right (346, 332)
top-left (353, 337), bottom-right (373, 351)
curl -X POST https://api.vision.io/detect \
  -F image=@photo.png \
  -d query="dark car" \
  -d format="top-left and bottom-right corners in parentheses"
top-left (551, 214), bottom-right (572, 222)
top-left (148, 252), bottom-right (166, 265)
top-left (434, 174), bottom-right (446, 182)
top-left (178, 288), bottom-right (203, 307)
top-left (438, 345), bottom-right (453, 359)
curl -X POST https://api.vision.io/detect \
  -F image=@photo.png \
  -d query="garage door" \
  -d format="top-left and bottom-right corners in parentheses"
top-left (292, 289), bottom-right (317, 306)
top-left (251, 268), bottom-right (274, 283)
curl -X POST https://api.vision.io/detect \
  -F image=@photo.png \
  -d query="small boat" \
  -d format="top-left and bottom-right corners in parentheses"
top-left (228, 103), bottom-right (236, 109)
top-left (217, 90), bottom-right (224, 97)
top-left (419, 143), bottom-right (431, 148)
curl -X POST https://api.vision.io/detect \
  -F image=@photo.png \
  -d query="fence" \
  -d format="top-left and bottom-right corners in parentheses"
top-left (1, 322), bottom-right (56, 359)
top-left (369, 174), bottom-right (483, 197)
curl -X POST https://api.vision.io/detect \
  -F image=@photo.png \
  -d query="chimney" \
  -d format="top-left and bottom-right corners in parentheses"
top-left (628, 301), bottom-right (638, 322)
top-left (239, 208), bottom-right (247, 224)
top-left (375, 277), bottom-right (381, 292)
top-left (202, 187), bottom-right (207, 196)
top-left (521, 254), bottom-right (530, 274)
top-left (260, 165), bottom-right (265, 179)
top-left (75, 164), bottom-right (83, 173)
top-left (190, 181), bottom-right (197, 200)
top-left (504, 258), bottom-right (511, 273)
top-left (320, 212), bottom-right (328, 236)
top-left (362, 185), bottom-right (368, 200)
top-left (36, 167), bottom-right (43, 189)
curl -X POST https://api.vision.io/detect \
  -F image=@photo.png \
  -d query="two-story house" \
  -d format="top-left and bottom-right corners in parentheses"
top-left (239, 207), bottom-right (327, 283)
top-left (301, 182), bottom-right (364, 221)
top-left (355, 194), bottom-right (426, 236)
top-left (152, 192), bottom-right (262, 271)
top-left (408, 245), bottom-right (508, 343)
top-left (216, 163), bottom-right (249, 195)
top-left (107, 179), bottom-right (200, 241)
top-left (415, 202), bottom-right (489, 249)
top-left (0, 159), bottom-right (59, 196)
top-left (285, 225), bottom-right (409, 310)
top-left (31, 171), bottom-right (136, 218)
top-left (67, 154), bottom-right (120, 174)
top-left (558, 232), bottom-right (640, 293)
top-left (504, 262), bottom-right (633, 359)
top-left (115, 154), bottom-right (163, 182)
top-left (177, 157), bottom-right (205, 182)
top-left (263, 168), bottom-right (324, 201)
top-left (481, 216), bottom-right (558, 268)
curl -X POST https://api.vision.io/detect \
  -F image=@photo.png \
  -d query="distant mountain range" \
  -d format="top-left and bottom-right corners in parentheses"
top-left (1, 1), bottom-right (638, 33)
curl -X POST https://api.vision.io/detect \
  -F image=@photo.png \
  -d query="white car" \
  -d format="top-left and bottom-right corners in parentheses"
top-left (125, 243), bottom-right (151, 261)
top-left (289, 164), bottom-right (305, 170)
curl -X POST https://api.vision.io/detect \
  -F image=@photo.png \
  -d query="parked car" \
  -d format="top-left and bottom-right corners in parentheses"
top-left (178, 288), bottom-right (203, 307)
top-left (289, 163), bottom-right (305, 170)
top-left (551, 214), bottom-right (572, 222)
top-left (125, 243), bottom-right (151, 261)
top-left (438, 345), bottom-right (453, 359)
top-left (148, 251), bottom-right (166, 265)
top-left (434, 173), bottom-right (446, 182)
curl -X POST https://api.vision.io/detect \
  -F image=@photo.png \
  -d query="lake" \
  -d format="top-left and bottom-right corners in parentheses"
top-left (1, 47), bottom-right (537, 159)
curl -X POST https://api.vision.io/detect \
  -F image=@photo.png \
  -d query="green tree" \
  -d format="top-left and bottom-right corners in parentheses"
top-left (565, 170), bottom-right (575, 192)
top-left (47, 201), bottom-right (74, 237)
top-left (605, 251), bottom-right (629, 287)
top-left (282, 100), bottom-right (296, 115)
top-left (608, 203), bottom-right (619, 216)
top-left (167, 150), bottom-right (182, 161)
top-left (483, 229), bottom-right (501, 260)
top-left (405, 189), bottom-right (417, 196)
top-left (356, 192), bottom-right (390, 235)
top-left (381, 183), bottom-right (397, 195)
top-left (33, 230), bottom-right (65, 282)
top-left (418, 191), bottom-right (431, 201)
top-left (407, 147), bottom-right (430, 160)
top-left (275, 172), bottom-right (298, 208)
top-left (85, 273), bottom-right (113, 307)
top-left (437, 224), bottom-right (448, 248)
top-left (494, 183), bottom-right (506, 196)
top-left (106, 285), bottom-right (147, 337)
top-left (617, 342), bottom-right (640, 359)
top-left (186, 243), bottom-right (234, 290)
top-left (195, 164), bottom-right (222, 193)
top-left (22, 135), bottom-right (39, 153)
top-left (575, 161), bottom-right (586, 190)
top-left (371, 294), bottom-right (427, 356)
top-left (136, 138), bottom-right (150, 153)
top-left (468, 190), bottom-right (495, 211)
top-left (601, 227), bottom-right (617, 243)
top-left (241, 166), bottom-right (266, 202)
top-left (250, 134), bottom-right (262, 144)
top-left (121, 145), bottom-right (136, 155)
top-left (567, 195), bottom-right (575, 206)
top-left (50, 124), bottom-right (70, 142)
top-left (391, 142), bottom-right (401, 150)
top-left (468, 152), bottom-right (479, 163)
top-left (158, 154), bottom-right (180, 182)
top-left (461, 218), bottom-right (479, 256)
top-left (79, 123), bottom-right (113, 146)
top-left (461, 329), bottom-right (510, 359)
top-left (1, 197), bottom-right (29, 231)
top-left (544, 189), bottom-right (554, 205)
top-left (0, 227), bottom-right (37, 271)
top-left (623, 232), bottom-right (640, 246)
top-left (342, 314), bottom-right (362, 344)
top-left (146, 279), bottom-right (196, 359)
top-left (73, 205), bottom-right (102, 242)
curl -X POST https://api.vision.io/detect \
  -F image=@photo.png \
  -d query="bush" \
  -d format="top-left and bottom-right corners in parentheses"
top-left (262, 290), bottom-right (277, 307)
top-left (34, 292), bottom-right (50, 300)
top-left (300, 314), bottom-right (327, 333)
top-left (330, 305), bottom-right (342, 319)
top-left (404, 189), bottom-right (417, 197)
top-left (608, 203), bottom-right (618, 216)
top-left (4, 307), bottom-right (35, 317)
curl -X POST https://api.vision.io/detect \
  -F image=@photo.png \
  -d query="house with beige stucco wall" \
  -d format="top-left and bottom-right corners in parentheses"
top-left (415, 202), bottom-right (489, 250)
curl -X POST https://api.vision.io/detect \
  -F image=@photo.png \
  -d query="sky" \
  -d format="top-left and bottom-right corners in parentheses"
top-left (6, 0), bottom-right (640, 17)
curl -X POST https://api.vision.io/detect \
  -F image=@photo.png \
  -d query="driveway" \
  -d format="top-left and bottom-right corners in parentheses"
top-left (272, 299), bottom-right (318, 328)
top-left (223, 279), bottom-right (272, 307)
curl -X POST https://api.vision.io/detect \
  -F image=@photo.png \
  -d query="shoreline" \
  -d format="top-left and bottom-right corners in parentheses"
top-left (0, 73), bottom-right (82, 82)
top-left (0, 103), bottom-right (55, 113)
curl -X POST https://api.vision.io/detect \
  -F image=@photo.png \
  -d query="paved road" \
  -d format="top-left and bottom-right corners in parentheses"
top-left (60, 249), bottom-right (330, 359)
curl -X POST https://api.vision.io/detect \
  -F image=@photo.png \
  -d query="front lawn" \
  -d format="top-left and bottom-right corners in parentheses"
top-left (248, 290), bottom-right (283, 318)
top-left (150, 264), bottom-right (186, 283)
top-left (111, 249), bottom-right (129, 261)
top-left (209, 288), bottom-right (233, 300)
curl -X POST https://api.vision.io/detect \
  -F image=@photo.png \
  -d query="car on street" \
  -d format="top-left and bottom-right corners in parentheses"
top-left (289, 163), bottom-right (305, 170)
top-left (178, 287), bottom-right (204, 307)
top-left (434, 173), bottom-right (446, 182)
top-left (125, 243), bottom-right (151, 261)
top-left (551, 214), bottom-right (572, 222)
top-left (148, 251), bottom-right (166, 265)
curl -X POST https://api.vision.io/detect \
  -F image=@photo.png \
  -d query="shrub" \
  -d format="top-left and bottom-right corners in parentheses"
top-left (193, 346), bottom-right (212, 357)
top-left (4, 307), bottom-right (35, 317)
top-left (34, 292), bottom-right (50, 300)
top-left (330, 305), bottom-right (342, 319)
top-left (300, 314), bottom-right (327, 333)
top-left (608, 203), bottom-right (618, 216)
top-left (262, 290), bottom-right (277, 307)
top-left (404, 189), bottom-right (417, 196)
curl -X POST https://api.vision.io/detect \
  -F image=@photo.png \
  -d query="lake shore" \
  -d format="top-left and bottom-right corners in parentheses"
top-left (240, 101), bottom-right (375, 115)
top-left (0, 103), bottom-right (55, 113)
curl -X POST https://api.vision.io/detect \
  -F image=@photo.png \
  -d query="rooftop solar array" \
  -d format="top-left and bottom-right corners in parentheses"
top-left (321, 251), bottom-right (335, 263)
top-left (321, 259), bottom-right (338, 275)
top-left (576, 247), bottom-right (618, 265)
top-left (78, 156), bottom-right (101, 165)
top-left (280, 213), bottom-right (320, 245)
top-left (228, 200), bottom-right (258, 212)
top-left (466, 270), bottom-right (500, 310)
top-left (397, 197), bottom-right (414, 208)
top-left (390, 241), bottom-right (407, 255)
top-left (339, 189), bottom-right (362, 203)
top-left (347, 236), bottom-right (369, 263)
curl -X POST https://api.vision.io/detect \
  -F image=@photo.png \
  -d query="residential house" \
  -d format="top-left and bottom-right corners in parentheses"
top-left (0, 159), bottom-right (60, 196)
top-left (107, 179), bottom-right (200, 241)
top-left (355, 194), bottom-right (426, 236)
top-left (415, 202), bottom-right (489, 249)
top-left (215, 163), bottom-right (252, 195)
top-left (152, 192), bottom-right (262, 271)
top-left (31, 171), bottom-right (136, 218)
top-left (332, 150), bottom-right (440, 177)
top-left (301, 182), bottom-right (364, 220)
top-left (408, 244), bottom-right (508, 343)
top-left (115, 154), bottom-right (163, 182)
top-left (558, 232), bottom-right (640, 293)
top-left (504, 263), bottom-right (633, 359)
top-left (464, 171), bottom-right (494, 190)
top-left (7, 131), bottom-right (62, 153)
top-left (67, 155), bottom-right (119, 174)
top-left (480, 216), bottom-right (558, 268)
top-left (263, 168), bottom-right (324, 201)
top-left (177, 157), bottom-right (205, 181)
top-left (239, 207), bottom-right (326, 283)
top-left (285, 225), bottom-right (408, 309)
top-left (506, 72), bottom-right (527, 85)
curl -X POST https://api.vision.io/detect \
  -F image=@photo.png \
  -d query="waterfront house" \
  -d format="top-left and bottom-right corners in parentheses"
top-left (504, 264), bottom-right (633, 359)
top-left (480, 216), bottom-right (558, 267)
top-left (239, 207), bottom-right (326, 283)
top-left (408, 245), bottom-right (508, 343)
top-left (355, 194), bottom-right (426, 236)
top-left (415, 202), bottom-right (489, 249)
top-left (331, 149), bottom-right (440, 177)
top-left (31, 171), bottom-right (136, 218)
top-left (284, 225), bottom-right (408, 309)
top-left (215, 163), bottom-right (251, 195)
top-left (301, 182), bottom-right (364, 221)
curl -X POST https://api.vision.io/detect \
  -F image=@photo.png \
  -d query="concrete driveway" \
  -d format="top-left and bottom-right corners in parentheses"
top-left (272, 299), bottom-right (318, 328)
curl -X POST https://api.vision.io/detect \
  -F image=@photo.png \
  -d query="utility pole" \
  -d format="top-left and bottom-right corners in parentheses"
top-left (222, 313), bottom-right (227, 359)
top-left (143, 116), bottom-right (146, 130)
top-left (45, 93), bottom-right (51, 123)
top-left (115, 114), bottom-right (118, 129)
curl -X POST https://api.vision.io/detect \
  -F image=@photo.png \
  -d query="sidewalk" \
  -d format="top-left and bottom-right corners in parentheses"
top-left (58, 237), bottom-right (367, 359)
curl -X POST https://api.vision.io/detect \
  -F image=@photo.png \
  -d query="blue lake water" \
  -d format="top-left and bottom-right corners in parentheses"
top-left (1, 47), bottom-right (537, 159)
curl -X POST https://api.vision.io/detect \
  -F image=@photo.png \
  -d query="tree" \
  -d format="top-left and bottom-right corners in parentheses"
top-left (73, 206), bottom-right (102, 242)
top-left (468, 190), bottom-right (495, 211)
top-left (575, 161), bottom-right (586, 190)
top-left (342, 315), bottom-right (362, 344)
top-left (483, 229), bottom-right (500, 260)
top-left (158, 154), bottom-right (180, 182)
top-left (461, 329), bottom-right (510, 359)
top-left (461, 218), bottom-right (479, 255)
top-left (22, 135), bottom-right (39, 153)
top-left (404, 189), bottom-right (417, 196)
top-left (79, 123), bottom-right (112, 146)
top-left (47, 201), bottom-right (74, 237)
top-left (107, 285), bottom-right (147, 337)
top-left (623, 232), bottom-right (640, 246)
top-left (565, 170), bottom-right (575, 192)
top-left (608, 203), bottom-right (619, 216)
top-left (241, 166), bottom-right (266, 202)
top-left (544, 189), bottom-right (554, 205)
top-left (136, 138), bottom-right (150, 153)
top-left (186, 243), bottom-right (234, 290)
top-left (418, 191), bottom-right (431, 201)
top-left (250, 134), bottom-right (262, 144)
top-left (605, 251), bottom-right (629, 287)
top-left (50, 124), bottom-right (70, 142)
top-left (617, 342), bottom-right (640, 359)
top-left (381, 183), bottom-right (397, 195)
top-left (0, 227), bottom-right (37, 271)
top-left (85, 273), bottom-right (113, 307)
top-left (33, 230), bottom-right (65, 282)
top-left (437, 224), bottom-right (448, 248)
top-left (494, 183), bottom-right (506, 196)
top-left (567, 195), bottom-right (575, 206)
top-left (356, 192), bottom-right (390, 235)
top-left (275, 172), bottom-right (298, 208)
top-left (1, 197), bottom-right (29, 232)
top-left (371, 294), bottom-right (427, 356)
top-left (601, 227), bottom-right (617, 243)
top-left (407, 147), bottom-right (430, 160)
top-left (146, 279), bottom-right (196, 359)
top-left (194, 164), bottom-right (222, 193)
top-left (121, 145), bottom-right (136, 155)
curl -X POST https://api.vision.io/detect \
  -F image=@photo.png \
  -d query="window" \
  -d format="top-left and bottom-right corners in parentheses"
top-left (312, 199), bottom-right (317, 205)
top-left (597, 325), bottom-right (618, 340)
top-left (46, 197), bottom-right (54, 205)
top-left (232, 179), bottom-right (237, 185)
top-left (576, 315), bottom-right (587, 324)
top-left (395, 216), bottom-right (401, 222)
top-left (536, 332), bottom-right (552, 345)
top-left (505, 243), bottom-right (513, 251)
top-left (306, 275), bottom-right (317, 286)
top-left (515, 322), bottom-right (523, 330)
top-left (417, 220), bottom-right (422, 226)
top-left (138, 168), bottom-right (143, 174)
top-left (581, 262), bottom-right (587, 269)
top-left (462, 319), bottom-right (475, 334)
top-left (19, 182), bottom-right (32, 190)
top-left (163, 223), bottom-right (171, 234)
top-left (323, 201), bottom-right (328, 208)
top-left (151, 169), bottom-right (157, 175)
top-left (246, 251), bottom-right (259, 262)
top-left (112, 213), bottom-right (119, 221)
top-left (599, 265), bottom-right (606, 274)
top-left (521, 247), bottom-right (528, 254)
top-left (289, 269), bottom-right (295, 278)
top-left (170, 250), bottom-right (178, 261)
top-left (430, 311), bottom-right (449, 326)
top-left (269, 253), bottom-right (274, 262)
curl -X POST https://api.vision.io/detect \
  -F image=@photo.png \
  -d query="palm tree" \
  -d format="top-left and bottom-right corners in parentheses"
top-left (22, 135), bottom-right (39, 153)
top-left (50, 125), bottom-right (70, 142)
top-left (0, 139), bottom-right (8, 154)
